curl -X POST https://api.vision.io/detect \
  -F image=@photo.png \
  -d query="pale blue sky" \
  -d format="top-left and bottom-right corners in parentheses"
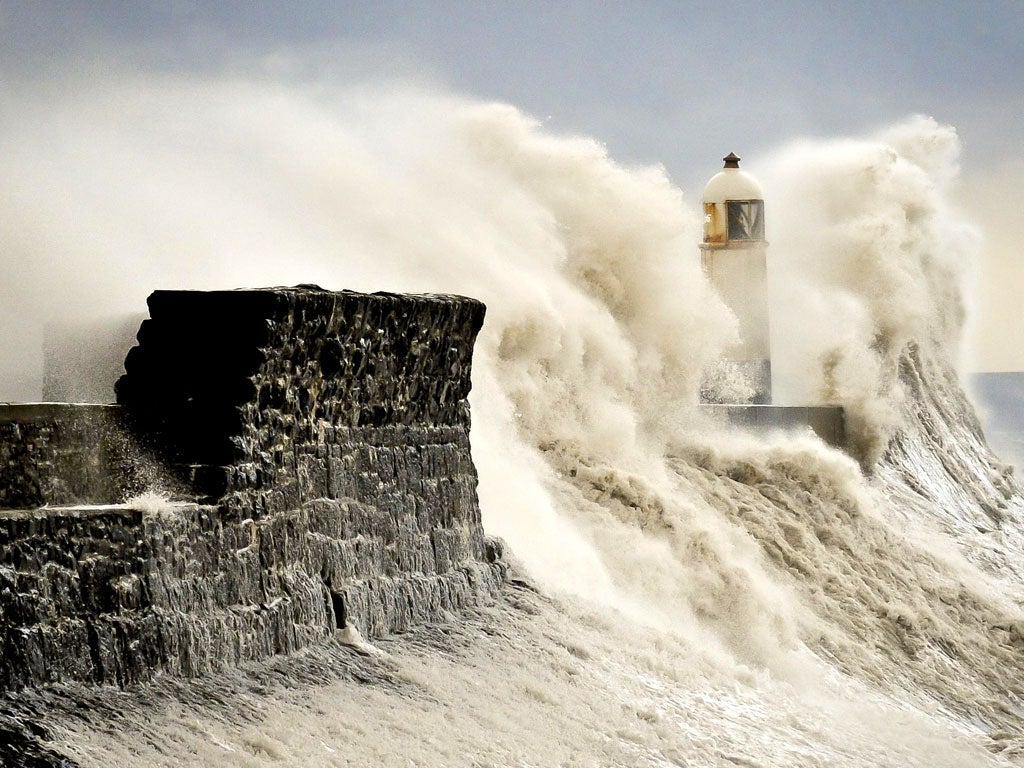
top-left (3, 1), bottom-right (1022, 193)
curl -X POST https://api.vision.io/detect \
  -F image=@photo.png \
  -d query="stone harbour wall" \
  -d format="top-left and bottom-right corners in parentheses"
top-left (0, 405), bottom-right (143, 510)
top-left (0, 287), bottom-right (506, 691)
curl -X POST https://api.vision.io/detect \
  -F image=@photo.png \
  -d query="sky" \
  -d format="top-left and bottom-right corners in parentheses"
top-left (1, 1), bottom-right (1022, 370)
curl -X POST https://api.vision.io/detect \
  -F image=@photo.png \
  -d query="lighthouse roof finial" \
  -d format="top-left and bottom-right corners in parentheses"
top-left (703, 152), bottom-right (763, 202)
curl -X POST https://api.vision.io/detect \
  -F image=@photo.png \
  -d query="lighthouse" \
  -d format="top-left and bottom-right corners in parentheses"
top-left (700, 152), bottom-right (771, 404)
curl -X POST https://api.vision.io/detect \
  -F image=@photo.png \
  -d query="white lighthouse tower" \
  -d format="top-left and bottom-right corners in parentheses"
top-left (700, 152), bottom-right (771, 404)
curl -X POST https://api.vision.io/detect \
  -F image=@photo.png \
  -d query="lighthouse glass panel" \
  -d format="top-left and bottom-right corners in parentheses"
top-left (726, 200), bottom-right (765, 241)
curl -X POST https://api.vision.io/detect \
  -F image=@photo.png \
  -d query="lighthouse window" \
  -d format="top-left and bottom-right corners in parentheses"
top-left (727, 200), bottom-right (765, 241)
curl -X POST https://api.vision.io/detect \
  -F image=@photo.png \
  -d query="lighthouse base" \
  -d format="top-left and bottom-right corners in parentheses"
top-left (700, 359), bottom-right (772, 405)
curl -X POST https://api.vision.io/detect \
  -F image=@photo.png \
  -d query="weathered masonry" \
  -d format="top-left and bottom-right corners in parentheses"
top-left (0, 287), bottom-right (506, 690)
top-left (704, 404), bottom-right (847, 450)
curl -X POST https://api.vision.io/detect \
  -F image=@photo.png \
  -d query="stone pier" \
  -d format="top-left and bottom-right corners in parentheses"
top-left (0, 287), bottom-right (506, 690)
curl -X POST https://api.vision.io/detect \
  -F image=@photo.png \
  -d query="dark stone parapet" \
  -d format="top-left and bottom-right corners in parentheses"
top-left (115, 288), bottom-right (485, 500)
top-left (0, 287), bottom-right (505, 692)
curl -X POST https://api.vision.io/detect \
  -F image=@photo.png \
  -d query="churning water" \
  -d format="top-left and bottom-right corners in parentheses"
top-left (2, 74), bottom-right (1023, 766)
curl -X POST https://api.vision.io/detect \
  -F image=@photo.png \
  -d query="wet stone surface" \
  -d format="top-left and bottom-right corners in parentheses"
top-left (0, 405), bottom-right (145, 509)
top-left (0, 287), bottom-right (506, 697)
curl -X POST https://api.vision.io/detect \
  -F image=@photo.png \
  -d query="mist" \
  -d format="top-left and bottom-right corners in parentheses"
top-left (0, 64), bottom-right (984, 633)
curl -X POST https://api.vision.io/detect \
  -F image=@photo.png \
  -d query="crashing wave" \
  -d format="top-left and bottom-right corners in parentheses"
top-left (3, 71), bottom-right (1024, 764)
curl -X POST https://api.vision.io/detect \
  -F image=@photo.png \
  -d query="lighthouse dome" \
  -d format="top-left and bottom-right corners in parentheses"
top-left (702, 152), bottom-right (764, 203)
